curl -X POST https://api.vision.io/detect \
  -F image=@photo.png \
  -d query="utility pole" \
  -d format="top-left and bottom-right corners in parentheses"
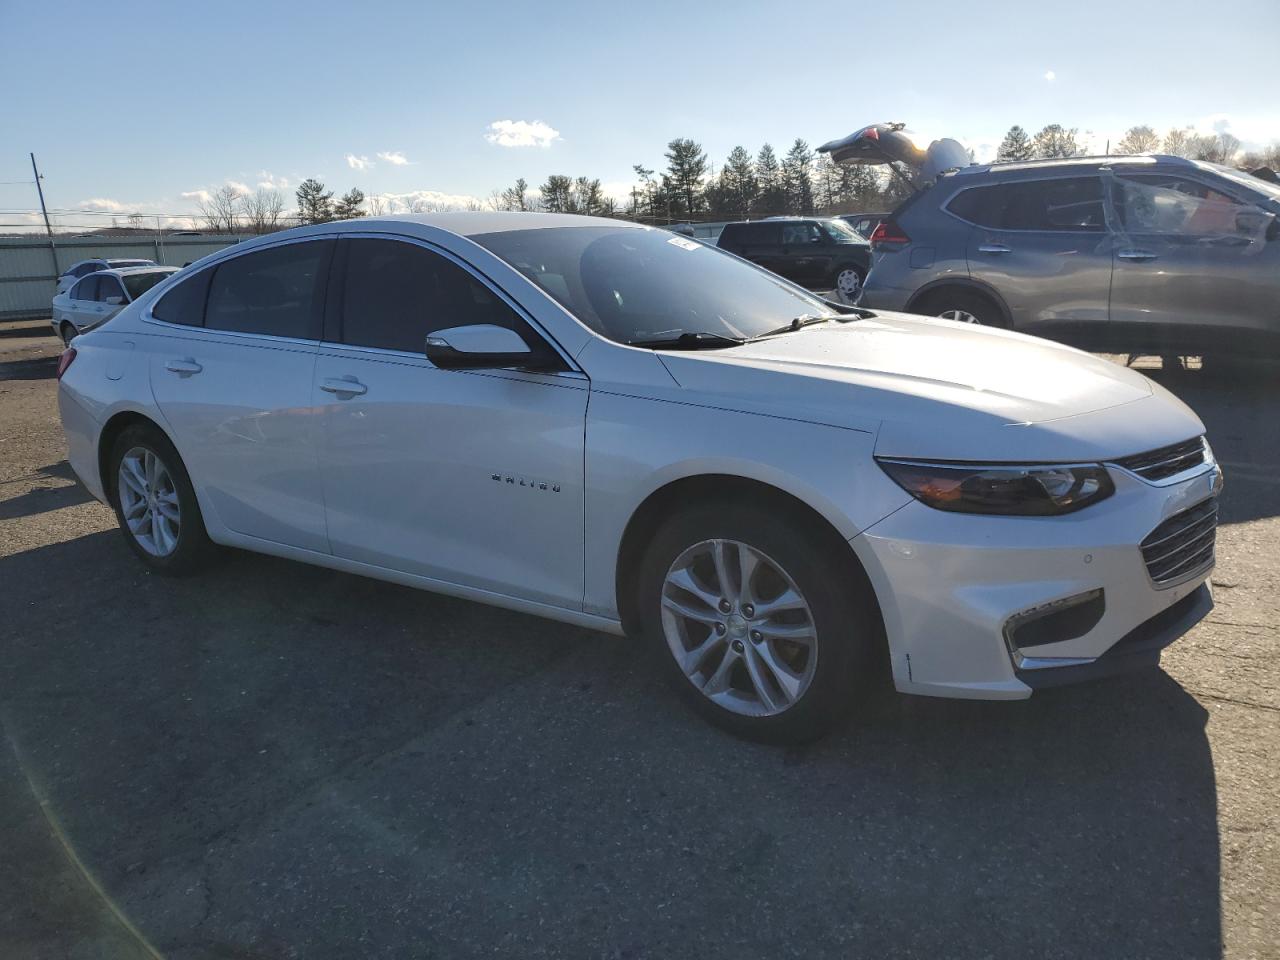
top-left (30, 153), bottom-right (58, 278)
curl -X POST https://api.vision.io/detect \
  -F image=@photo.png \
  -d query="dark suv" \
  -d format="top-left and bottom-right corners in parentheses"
top-left (717, 217), bottom-right (871, 301)
top-left (858, 155), bottom-right (1280, 360)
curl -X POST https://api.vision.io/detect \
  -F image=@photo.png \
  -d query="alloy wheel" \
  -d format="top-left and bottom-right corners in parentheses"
top-left (938, 308), bottom-right (980, 324)
top-left (836, 268), bottom-right (862, 301)
top-left (660, 538), bottom-right (818, 717)
top-left (117, 446), bottom-right (181, 557)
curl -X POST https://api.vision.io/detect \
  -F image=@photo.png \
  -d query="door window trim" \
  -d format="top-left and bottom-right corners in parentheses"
top-left (141, 234), bottom-right (338, 349)
top-left (321, 231), bottom-right (582, 374)
top-left (942, 174), bottom-right (1109, 233)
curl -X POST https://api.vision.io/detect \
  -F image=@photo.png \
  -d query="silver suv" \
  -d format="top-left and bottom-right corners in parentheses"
top-left (858, 155), bottom-right (1280, 361)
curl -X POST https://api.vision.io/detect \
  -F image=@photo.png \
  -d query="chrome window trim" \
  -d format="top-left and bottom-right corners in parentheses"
top-left (329, 230), bottom-right (584, 374)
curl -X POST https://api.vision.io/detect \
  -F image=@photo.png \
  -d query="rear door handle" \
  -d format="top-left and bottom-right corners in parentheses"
top-left (164, 358), bottom-right (202, 375)
top-left (977, 243), bottom-right (1011, 254)
top-left (320, 377), bottom-right (367, 396)
top-left (1117, 249), bottom-right (1158, 262)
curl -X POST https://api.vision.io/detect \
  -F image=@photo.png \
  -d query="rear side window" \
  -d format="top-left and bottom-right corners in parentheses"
top-left (205, 240), bottom-right (332, 339)
top-left (948, 177), bottom-right (1105, 231)
top-left (71, 276), bottom-right (100, 300)
top-left (339, 238), bottom-right (526, 353)
top-left (152, 270), bottom-right (211, 326)
top-left (782, 222), bottom-right (823, 245)
top-left (99, 276), bottom-right (127, 302)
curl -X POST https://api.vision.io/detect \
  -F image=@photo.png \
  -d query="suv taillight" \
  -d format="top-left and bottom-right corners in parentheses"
top-left (56, 347), bottom-right (77, 380)
top-left (869, 220), bottom-right (910, 248)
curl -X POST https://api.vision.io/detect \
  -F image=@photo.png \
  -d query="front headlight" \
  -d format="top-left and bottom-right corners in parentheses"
top-left (876, 459), bottom-right (1115, 516)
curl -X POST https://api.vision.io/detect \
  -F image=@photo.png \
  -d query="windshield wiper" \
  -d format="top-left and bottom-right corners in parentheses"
top-left (754, 313), bottom-right (835, 339)
top-left (627, 331), bottom-right (746, 350)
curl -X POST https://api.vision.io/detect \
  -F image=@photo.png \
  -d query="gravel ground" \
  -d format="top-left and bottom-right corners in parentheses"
top-left (1, 317), bottom-right (1276, 960)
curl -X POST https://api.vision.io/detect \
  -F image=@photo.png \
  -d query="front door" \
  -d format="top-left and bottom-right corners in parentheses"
top-left (148, 238), bottom-right (334, 552)
top-left (780, 221), bottom-right (829, 285)
top-left (314, 236), bottom-right (588, 610)
top-left (1107, 171), bottom-right (1279, 354)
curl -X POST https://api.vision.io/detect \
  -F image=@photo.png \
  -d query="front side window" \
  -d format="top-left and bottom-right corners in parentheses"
top-left (99, 277), bottom-right (127, 303)
top-left (473, 225), bottom-right (829, 345)
top-left (339, 238), bottom-right (526, 353)
top-left (205, 240), bottom-right (331, 339)
top-left (71, 276), bottom-right (100, 301)
top-left (122, 270), bottom-right (175, 301)
top-left (152, 269), bottom-right (210, 326)
top-left (1114, 174), bottom-right (1255, 238)
top-left (782, 222), bottom-right (823, 245)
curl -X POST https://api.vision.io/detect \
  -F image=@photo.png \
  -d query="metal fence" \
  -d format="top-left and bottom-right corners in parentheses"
top-left (0, 234), bottom-right (249, 320)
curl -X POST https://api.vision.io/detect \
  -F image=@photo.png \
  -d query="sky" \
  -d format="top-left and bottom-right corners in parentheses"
top-left (3, 0), bottom-right (1279, 230)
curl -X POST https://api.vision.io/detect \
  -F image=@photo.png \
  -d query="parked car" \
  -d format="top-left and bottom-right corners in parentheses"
top-left (717, 217), bottom-right (871, 301)
top-left (51, 266), bottom-right (178, 344)
top-left (55, 257), bottom-right (156, 295)
top-left (58, 213), bottom-right (1221, 742)
top-left (839, 212), bottom-right (890, 239)
top-left (859, 155), bottom-right (1280, 360)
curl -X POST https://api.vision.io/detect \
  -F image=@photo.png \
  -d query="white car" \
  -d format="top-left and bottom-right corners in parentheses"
top-left (51, 266), bottom-right (179, 344)
top-left (55, 257), bottom-right (156, 295)
top-left (56, 214), bottom-right (1222, 742)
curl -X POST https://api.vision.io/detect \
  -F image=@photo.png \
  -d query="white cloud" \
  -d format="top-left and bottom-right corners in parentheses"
top-left (79, 197), bottom-right (128, 213)
top-left (257, 170), bottom-right (290, 190)
top-left (226, 181), bottom-right (253, 197)
top-left (484, 119), bottom-right (560, 148)
top-left (346, 153), bottom-right (373, 171)
top-left (377, 150), bottom-right (411, 166)
top-left (1044, 70), bottom-right (1056, 81)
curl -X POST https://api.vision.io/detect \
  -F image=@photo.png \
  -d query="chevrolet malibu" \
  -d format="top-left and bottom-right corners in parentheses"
top-left (57, 213), bottom-right (1223, 742)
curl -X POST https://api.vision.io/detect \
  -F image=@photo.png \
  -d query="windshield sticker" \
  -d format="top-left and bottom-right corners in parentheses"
top-left (667, 236), bottom-right (702, 251)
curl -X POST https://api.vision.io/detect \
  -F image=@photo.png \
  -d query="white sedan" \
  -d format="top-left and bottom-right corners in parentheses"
top-left (51, 265), bottom-right (178, 344)
top-left (56, 213), bottom-right (1222, 742)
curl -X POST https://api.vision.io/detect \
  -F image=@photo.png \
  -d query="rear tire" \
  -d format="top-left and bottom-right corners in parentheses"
top-left (915, 288), bottom-right (1006, 328)
top-left (636, 501), bottom-right (881, 744)
top-left (832, 266), bottom-right (865, 304)
top-left (108, 423), bottom-right (216, 576)
top-left (59, 322), bottom-right (76, 346)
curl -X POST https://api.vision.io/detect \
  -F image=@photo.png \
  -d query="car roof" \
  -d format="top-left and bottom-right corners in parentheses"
top-left (356, 211), bottom-right (643, 236)
top-left (951, 154), bottom-right (1197, 179)
top-left (101, 265), bottom-right (179, 278)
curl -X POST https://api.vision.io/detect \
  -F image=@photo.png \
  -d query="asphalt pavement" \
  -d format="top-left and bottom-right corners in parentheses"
top-left (1, 317), bottom-right (1276, 959)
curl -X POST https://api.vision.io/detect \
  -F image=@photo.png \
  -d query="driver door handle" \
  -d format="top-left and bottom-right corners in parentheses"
top-left (1117, 249), bottom-right (1158, 262)
top-left (320, 377), bottom-right (367, 396)
top-left (977, 243), bottom-right (1011, 254)
top-left (164, 358), bottom-right (202, 375)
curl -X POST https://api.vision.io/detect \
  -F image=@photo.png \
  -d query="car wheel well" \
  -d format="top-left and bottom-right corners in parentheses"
top-left (615, 474), bottom-right (880, 638)
top-left (97, 411), bottom-right (167, 502)
top-left (908, 283), bottom-right (1007, 325)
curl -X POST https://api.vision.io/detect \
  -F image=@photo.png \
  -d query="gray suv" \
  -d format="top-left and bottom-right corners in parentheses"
top-left (858, 155), bottom-right (1280, 360)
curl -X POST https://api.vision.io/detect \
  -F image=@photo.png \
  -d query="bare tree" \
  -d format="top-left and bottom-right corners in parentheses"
top-left (368, 195), bottom-right (388, 216)
top-left (197, 185), bottom-right (243, 233)
top-left (1161, 128), bottom-right (1193, 157)
top-left (127, 212), bottom-right (145, 230)
top-left (1115, 125), bottom-right (1160, 155)
top-left (1189, 131), bottom-right (1241, 163)
top-left (240, 189), bottom-right (286, 233)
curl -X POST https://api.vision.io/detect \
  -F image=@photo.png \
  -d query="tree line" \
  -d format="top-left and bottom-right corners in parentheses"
top-left (193, 125), bottom-right (1280, 235)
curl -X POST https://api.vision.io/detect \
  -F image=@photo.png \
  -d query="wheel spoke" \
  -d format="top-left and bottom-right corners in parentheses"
top-left (758, 620), bottom-right (816, 642)
top-left (661, 592), bottom-right (721, 626)
top-left (123, 496), bottom-right (148, 520)
top-left (664, 566), bottom-right (721, 610)
top-left (156, 490), bottom-right (180, 522)
top-left (710, 540), bottom-right (733, 600)
top-left (678, 632), bottom-right (723, 676)
top-left (120, 459), bottom-right (147, 497)
top-left (753, 639), bottom-right (806, 702)
top-left (751, 588), bottom-right (806, 620)
top-left (741, 644), bottom-right (782, 712)
top-left (737, 545), bottom-right (761, 605)
top-left (701, 644), bottom-right (737, 696)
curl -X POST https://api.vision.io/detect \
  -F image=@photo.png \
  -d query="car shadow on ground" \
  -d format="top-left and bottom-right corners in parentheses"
top-left (0, 528), bottom-right (1222, 959)
top-left (0, 356), bottom-right (56, 382)
top-left (0, 462), bottom-right (92, 521)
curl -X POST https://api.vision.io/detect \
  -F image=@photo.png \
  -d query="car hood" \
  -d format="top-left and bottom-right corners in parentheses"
top-left (656, 312), bottom-right (1204, 462)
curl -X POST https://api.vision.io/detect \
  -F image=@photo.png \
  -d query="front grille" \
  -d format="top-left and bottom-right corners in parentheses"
top-left (1141, 498), bottom-right (1217, 587)
top-left (1114, 437), bottom-right (1206, 481)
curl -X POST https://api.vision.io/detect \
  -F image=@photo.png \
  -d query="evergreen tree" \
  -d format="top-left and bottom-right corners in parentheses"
top-left (996, 125), bottom-right (1034, 162)
top-left (662, 138), bottom-right (708, 218)
top-left (539, 175), bottom-right (574, 213)
top-left (500, 178), bottom-right (530, 211)
top-left (755, 143), bottom-right (785, 216)
top-left (295, 178), bottom-right (334, 224)
top-left (782, 138), bottom-right (815, 214)
top-left (1032, 124), bottom-right (1081, 159)
top-left (333, 188), bottom-right (366, 220)
top-left (720, 145), bottom-right (757, 217)
top-left (572, 177), bottom-right (605, 215)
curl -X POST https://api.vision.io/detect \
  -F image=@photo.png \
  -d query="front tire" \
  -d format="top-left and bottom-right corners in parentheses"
top-left (108, 423), bottom-right (215, 575)
top-left (636, 502), bottom-right (880, 743)
top-left (916, 288), bottom-right (1005, 327)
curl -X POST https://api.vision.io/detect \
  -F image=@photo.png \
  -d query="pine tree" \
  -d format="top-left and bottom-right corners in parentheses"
top-left (333, 188), bottom-right (366, 220)
top-left (500, 178), bottom-right (529, 211)
top-left (996, 125), bottom-right (1034, 162)
top-left (295, 178), bottom-right (334, 224)
top-left (539, 175), bottom-right (574, 213)
top-left (755, 143), bottom-right (785, 216)
top-left (720, 146), bottom-right (757, 218)
top-left (1032, 124), bottom-right (1081, 159)
top-left (663, 138), bottom-right (708, 218)
top-left (572, 177), bottom-right (605, 216)
top-left (782, 139), bottom-right (815, 214)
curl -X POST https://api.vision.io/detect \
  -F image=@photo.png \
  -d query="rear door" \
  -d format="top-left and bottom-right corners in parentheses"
top-left (147, 238), bottom-right (334, 552)
top-left (733, 222), bottom-right (785, 275)
top-left (780, 221), bottom-right (829, 285)
top-left (95, 275), bottom-right (129, 326)
top-left (68, 275), bottom-right (104, 331)
top-left (314, 236), bottom-right (588, 609)
top-left (1107, 171), bottom-right (1279, 353)
top-left (951, 176), bottom-right (1112, 342)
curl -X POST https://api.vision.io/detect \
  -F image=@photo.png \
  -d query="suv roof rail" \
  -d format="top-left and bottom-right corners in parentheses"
top-left (950, 154), bottom-right (1197, 178)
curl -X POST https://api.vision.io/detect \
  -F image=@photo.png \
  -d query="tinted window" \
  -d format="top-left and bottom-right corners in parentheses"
top-left (948, 177), bottom-right (1105, 231)
top-left (71, 276), bottom-right (100, 301)
top-left (99, 276), bottom-right (127, 302)
top-left (782, 222), bottom-right (823, 245)
top-left (152, 270), bottom-right (210, 326)
top-left (340, 238), bottom-right (524, 352)
top-left (205, 240), bottom-right (331, 339)
top-left (743, 222), bottom-right (781, 243)
top-left (473, 226), bottom-right (829, 345)
top-left (72, 262), bottom-right (99, 278)
top-left (122, 270), bottom-right (176, 301)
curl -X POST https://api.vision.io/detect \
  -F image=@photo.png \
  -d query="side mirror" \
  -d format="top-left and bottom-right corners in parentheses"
top-left (425, 324), bottom-right (538, 370)
top-left (104, 295), bottom-right (124, 305)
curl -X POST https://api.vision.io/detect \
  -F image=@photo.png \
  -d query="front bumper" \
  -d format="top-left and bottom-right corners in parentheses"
top-left (851, 461), bottom-right (1221, 699)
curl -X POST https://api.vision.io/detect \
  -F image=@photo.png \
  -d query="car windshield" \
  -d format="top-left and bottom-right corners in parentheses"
top-left (822, 218), bottom-right (864, 242)
top-left (472, 225), bottom-right (830, 345)
top-left (121, 270), bottom-right (173, 300)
